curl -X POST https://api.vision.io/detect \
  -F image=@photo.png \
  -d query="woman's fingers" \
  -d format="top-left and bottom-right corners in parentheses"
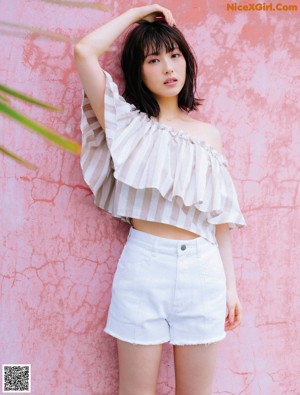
top-left (157, 6), bottom-right (176, 25)
top-left (224, 302), bottom-right (243, 331)
top-left (229, 305), bottom-right (235, 324)
top-left (137, 4), bottom-right (176, 26)
top-left (236, 302), bottom-right (243, 325)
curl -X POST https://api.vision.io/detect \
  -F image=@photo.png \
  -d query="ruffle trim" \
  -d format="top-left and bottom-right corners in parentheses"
top-left (80, 70), bottom-right (246, 229)
top-left (148, 116), bottom-right (229, 166)
top-left (107, 111), bottom-right (244, 222)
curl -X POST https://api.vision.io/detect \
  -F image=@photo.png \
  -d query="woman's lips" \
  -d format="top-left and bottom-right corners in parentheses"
top-left (164, 78), bottom-right (178, 86)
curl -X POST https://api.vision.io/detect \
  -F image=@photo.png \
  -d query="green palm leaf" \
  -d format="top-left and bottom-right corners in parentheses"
top-left (0, 101), bottom-right (81, 154)
top-left (0, 146), bottom-right (36, 170)
top-left (38, 0), bottom-right (109, 10)
top-left (0, 21), bottom-right (73, 43)
top-left (0, 85), bottom-right (61, 111)
top-left (0, 93), bottom-right (9, 103)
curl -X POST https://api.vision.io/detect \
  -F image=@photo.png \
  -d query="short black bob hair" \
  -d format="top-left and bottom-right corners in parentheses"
top-left (120, 21), bottom-right (204, 118)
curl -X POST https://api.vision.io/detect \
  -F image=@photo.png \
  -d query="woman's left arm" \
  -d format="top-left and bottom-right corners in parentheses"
top-left (215, 223), bottom-right (243, 331)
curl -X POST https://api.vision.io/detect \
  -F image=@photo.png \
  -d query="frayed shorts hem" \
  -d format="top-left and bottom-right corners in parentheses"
top-left (169, 333), bottom-right (227, 346)
top-left (103, 327), bottom-right (226, 346)
top-left (103, 328), bottom-right (169, 345)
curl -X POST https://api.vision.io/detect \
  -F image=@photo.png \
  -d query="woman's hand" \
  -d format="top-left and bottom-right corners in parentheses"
top-left (133, 4), bottom-right (176, 26)
top-left (224, 288), bottom-right (243, 331)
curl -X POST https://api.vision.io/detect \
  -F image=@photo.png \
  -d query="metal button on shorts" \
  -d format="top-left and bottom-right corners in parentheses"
top-left (104, 227), bottom-right (227, 346)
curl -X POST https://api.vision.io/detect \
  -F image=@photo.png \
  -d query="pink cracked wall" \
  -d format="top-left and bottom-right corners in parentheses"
top-left (1, 0), bottom-right (299, 394)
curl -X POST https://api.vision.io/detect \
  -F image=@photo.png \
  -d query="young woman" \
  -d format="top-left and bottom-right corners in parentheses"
top-left (74, 4), bottom-right (246, 395)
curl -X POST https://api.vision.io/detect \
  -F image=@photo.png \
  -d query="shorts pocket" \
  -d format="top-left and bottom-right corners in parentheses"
top-left (109, 240), bottom-right (153, 324)
top-left (114, 239), bottom-right (153, 275)
top-left (110, 249), bottom-right (143, 324)
top-left (200, 244), bottom-right (226, 282)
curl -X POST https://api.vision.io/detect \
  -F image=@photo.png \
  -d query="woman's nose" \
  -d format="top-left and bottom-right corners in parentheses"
top-left (163, 58), bottom-right (174, 74)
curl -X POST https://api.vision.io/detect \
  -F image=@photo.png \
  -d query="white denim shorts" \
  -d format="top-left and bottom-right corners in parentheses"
top-left (104, 227), bottom-right (227, 346)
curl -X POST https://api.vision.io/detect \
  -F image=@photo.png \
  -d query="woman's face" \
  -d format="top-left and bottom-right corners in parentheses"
top-left (141, 45), bottom-right (186, 99)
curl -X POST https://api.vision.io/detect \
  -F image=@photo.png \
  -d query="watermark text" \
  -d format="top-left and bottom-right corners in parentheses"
top-left (227, 2), bottom-right (298, 11)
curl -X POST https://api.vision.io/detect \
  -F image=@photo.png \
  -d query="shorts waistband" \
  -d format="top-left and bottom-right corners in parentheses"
top-left (127, 227), bottom-right (210, 256)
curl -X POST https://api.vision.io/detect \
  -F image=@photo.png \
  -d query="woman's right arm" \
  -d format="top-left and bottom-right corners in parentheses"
top-left (74, 5), bottom-right (175, 128)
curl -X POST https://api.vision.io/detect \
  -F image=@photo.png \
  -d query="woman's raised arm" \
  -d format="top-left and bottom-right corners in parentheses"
top-left (74, 5), bottom-right (175, 128)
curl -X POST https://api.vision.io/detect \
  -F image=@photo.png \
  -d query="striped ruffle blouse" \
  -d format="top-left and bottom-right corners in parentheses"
top-left (80, 70), bottom-right (246, 244)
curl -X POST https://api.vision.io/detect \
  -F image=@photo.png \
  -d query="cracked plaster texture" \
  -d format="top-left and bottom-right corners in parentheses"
top-left (0, 0), bottom-right (299, 394)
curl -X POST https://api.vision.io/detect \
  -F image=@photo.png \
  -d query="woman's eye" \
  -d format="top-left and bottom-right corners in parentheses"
top-left (149, 59), bottom-right (159, 64)
top-left (172, 53), bottom-right (181, 58)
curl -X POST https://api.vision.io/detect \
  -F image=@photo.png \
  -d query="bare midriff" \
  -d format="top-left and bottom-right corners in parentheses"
top-left (131, 218), bottom-right (200, 240)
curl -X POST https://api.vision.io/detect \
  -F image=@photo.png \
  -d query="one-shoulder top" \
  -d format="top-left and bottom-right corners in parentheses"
top-left (79, 70), bottom-right (246, 244)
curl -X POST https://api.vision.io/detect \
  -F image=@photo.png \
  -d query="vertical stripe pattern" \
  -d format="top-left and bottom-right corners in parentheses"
top-left (79, 70), bottom-right (246, 244)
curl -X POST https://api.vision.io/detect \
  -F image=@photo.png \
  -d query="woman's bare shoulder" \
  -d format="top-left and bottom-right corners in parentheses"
top-left (186, 118), bottom-right (223, 152)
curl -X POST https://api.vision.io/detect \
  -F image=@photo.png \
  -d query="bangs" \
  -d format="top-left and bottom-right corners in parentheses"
top-left (139, 24), bottom-right (180, 60)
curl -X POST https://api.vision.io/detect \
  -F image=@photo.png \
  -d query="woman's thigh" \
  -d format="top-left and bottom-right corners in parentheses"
top-left (173, 342), bottom-right (220, 395)
top-left (117, 339), bottom-right (163, 395)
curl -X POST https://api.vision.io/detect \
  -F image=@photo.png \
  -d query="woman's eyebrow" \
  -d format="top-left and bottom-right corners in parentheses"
top-left (145, 51), bottom-right (160, 58)
top-left (145, 46), bottom-right (180, 59)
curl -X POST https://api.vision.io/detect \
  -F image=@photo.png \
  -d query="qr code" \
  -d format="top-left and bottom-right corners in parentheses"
top-left (2, 364), bottom-right (31, 393)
